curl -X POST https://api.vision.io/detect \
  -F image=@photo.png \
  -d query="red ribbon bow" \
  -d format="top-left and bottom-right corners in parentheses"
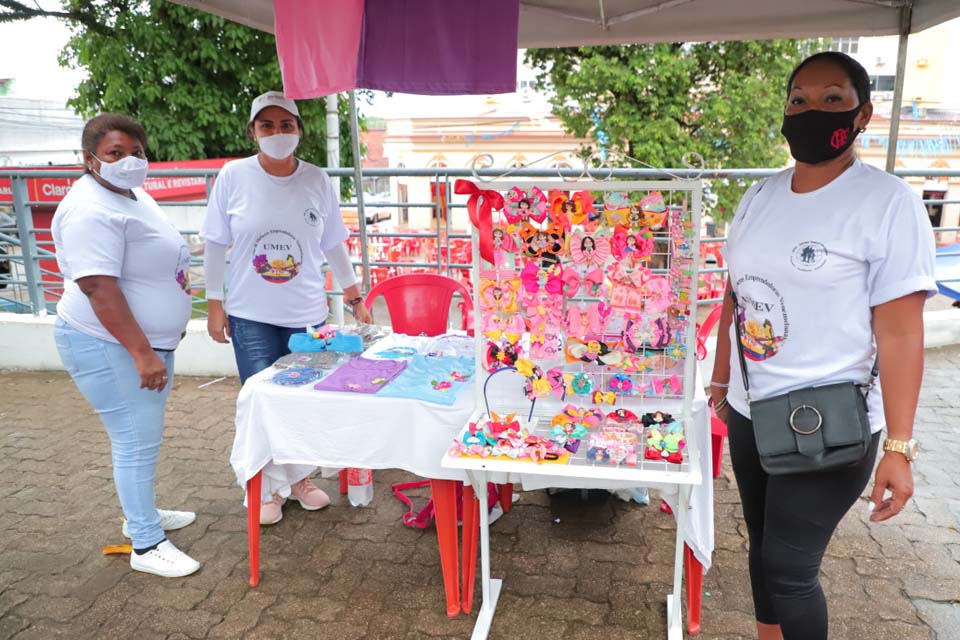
top-left (455, 179), bottom-right (504, 266)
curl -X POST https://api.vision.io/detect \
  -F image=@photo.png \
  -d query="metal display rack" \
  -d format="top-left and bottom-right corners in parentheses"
top-left (442, 180), bottom-right (706, 639)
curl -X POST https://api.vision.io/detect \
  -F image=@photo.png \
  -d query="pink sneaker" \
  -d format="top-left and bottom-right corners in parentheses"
top-left (290, 478), bottom-right (331, 511)
top-left (260, 494), bottom-right (284, 525)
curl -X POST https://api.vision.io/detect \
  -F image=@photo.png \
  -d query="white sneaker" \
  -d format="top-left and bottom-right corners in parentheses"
top-left (129, 540), bottom-right (200, 578)
top-left (122, 509), bottom-right (196, 538)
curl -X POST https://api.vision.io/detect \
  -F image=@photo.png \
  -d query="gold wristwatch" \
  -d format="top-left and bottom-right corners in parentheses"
top-left (883, 438), bottom-right (920, 462)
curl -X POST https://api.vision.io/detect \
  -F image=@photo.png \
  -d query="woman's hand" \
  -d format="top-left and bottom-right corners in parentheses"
top-left (132, 347), bottom-right (168, 392)
top-left (207, 300), bottom-right (230, 343)
top-left (868, 452), bottom-right (913, 522)
top-left (353, 303), bottom-right (373, 325)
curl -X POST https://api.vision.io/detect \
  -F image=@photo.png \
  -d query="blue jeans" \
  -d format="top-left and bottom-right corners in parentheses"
top-left (54, 318), bottom-right (173, 548)
top-left (228, 315), bottom-right (322, 384)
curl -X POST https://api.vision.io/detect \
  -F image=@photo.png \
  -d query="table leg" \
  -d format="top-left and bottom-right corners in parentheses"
top-left (498, 483), bottom-right (513, 514)
top-left (685, 544), bottom-right (703, 635)
top-left (461, 483), bottom-right (480, 614)
top-left (467, 470), bottom-right (502, 640)
top-left (667, 484), bottom-right (691, 640)
top-left (430, 479), bottom-right (461, 617)
top-left (246, 471), bottom-right (262, 588)
top-left (338, 469), bottom-right (348, 495)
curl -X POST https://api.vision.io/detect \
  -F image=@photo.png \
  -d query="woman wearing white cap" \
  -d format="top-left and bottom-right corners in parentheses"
top-left (202, 91), bottom-right (371, 525)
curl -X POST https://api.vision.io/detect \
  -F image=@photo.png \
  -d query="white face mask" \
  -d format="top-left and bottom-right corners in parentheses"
top-left (258, 133), bottom-right (300, 160)
top-left (92, 154), bottom-right (149, 190)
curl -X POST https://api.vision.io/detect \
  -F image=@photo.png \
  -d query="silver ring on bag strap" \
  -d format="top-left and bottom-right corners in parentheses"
top-left (789, 404), bottom-right (823, 435)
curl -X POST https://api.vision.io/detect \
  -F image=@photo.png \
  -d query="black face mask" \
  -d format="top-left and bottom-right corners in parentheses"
top-left (780, 106), bottom-right (862, 164)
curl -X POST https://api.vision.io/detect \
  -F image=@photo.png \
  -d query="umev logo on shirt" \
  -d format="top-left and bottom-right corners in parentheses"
top-left (791, 241), bottom-right (828, 272)
top-left (176, 246), bottom-right (191, 294)
top-left (251, 229), bottom-right (304, 284)
top-left (735, 275), bottom-right (789, 362)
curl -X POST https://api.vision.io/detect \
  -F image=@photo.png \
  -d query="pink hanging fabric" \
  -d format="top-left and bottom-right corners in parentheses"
top-left (273, 0), bottom-right (364, 99)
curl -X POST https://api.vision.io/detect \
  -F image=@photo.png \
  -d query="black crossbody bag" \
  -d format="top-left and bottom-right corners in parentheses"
top-left (730, 289), bottom-right (877, 475)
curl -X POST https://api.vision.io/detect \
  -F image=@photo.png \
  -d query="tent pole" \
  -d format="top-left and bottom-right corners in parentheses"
top-left (885, 5), bottom-right (912, 174)
top-left (349, 91), bottom-right (371, 291)
top-left (326, 93), bottom-right (345, 325)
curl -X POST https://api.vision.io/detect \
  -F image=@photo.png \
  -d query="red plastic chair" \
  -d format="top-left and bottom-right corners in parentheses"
top-left (363, 273), bottom-right (472, 337)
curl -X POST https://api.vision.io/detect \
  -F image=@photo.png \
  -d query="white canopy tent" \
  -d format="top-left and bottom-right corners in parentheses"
top-left (172, 0), bottom-right (960, 174)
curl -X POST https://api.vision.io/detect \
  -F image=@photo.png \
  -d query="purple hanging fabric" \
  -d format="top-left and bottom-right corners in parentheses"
top-left (356, 0), bottom-right (519, 95)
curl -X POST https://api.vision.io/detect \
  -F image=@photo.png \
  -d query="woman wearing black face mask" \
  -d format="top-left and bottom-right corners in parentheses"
top-left (710, 52), bottom-right (936, 640)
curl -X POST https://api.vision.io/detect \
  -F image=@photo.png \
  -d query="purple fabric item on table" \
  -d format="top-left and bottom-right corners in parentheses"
top-left (313, 357), bottom-right (407, 394)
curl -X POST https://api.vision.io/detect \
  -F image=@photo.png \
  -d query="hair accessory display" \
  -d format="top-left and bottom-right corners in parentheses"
top-left (642, 410), bottom-right (674, 427)
top-left (646, 375), bottom-right (682, 397)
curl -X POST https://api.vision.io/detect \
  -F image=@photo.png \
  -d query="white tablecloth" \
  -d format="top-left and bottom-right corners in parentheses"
top-left (230, 366), bottom-right (714, 570)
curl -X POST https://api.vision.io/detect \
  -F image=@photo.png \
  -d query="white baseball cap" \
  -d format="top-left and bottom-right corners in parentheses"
top-left (249, 91), bottom-right (300, 123)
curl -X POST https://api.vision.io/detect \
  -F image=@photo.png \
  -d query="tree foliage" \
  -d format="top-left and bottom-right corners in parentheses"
top-left (1, 1), bottom-right (357, 188)
top-left (526, 41), bottom-right (803, 219)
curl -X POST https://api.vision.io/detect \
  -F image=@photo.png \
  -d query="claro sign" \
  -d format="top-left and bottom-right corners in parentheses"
top-left (0, 159), bottom-right (232, 205)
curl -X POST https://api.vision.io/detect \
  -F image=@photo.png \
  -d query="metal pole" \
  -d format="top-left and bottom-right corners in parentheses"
top-left (326, 93), bottom-right (345, 325)
top-left (326, 94), bottom-right (341, 196)
top-left (349, 91), bottom-right (370, 291)
top-left (885, 5), bottom-right (912, 174)
top-left (11, 177), bottom-right (46, 316)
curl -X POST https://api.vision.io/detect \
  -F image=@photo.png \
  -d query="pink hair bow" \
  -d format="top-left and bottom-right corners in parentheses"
top-left (650, 375), bottom-right (682, 396)
top-left (587, 302), bottom-right (612, 337)
top-left (520, 262), bottom-right (563, 296)
top-left (569, 231), bottom-right (611, 268)
top-left (505, 186), bottom-right (548, 224)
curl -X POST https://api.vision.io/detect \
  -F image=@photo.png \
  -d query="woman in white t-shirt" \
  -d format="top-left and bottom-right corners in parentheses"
top-left (202, 92), bottom-right (371, 525)
top-left (53, 114), bottom-right (200, 578)
top-left (710, 52), bottom-right (936, 640)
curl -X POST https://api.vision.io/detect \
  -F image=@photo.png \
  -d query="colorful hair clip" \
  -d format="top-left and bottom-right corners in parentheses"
top-left (638, 191), bottom-right (667, 230)
top-left (592, 390), bottom-right (616, 405)
top-left (611, 227), bottom-right (654, 262)
top-left (486, 412), bottom-right (521, 438)
top-left (586, 446), bottom-right (611, 463)
top-left (520, 261), bottom-right (563, 296)
top-left (642, 411), bottom-right (674, 427)
top-left (561, 268), bottom-right (580, 298)
top-left (565, 338), bottom-right (624, 368)
top-left (608, 374), bottom-right (633, 395)
top-left (606, 408), bottom-right (640, 425)
top-left (587, 302), bottom-right (612, 337)
top-left (569, 231), bottom-right (611, 268)
top-left (570, 372), bottom-right (594, 395)
top-left (492, 223), bottom-right (518, 253)
top-left (583, 268), bottom-right (605, 297)
top-left (603, 192), bottom-right (631, 227)
top-left (565, 304), bottom-right (589, 341)
top-left (479, 276), bottom-right (520, 314)
top-left (485, 341), bottom-right (519, 371)
top-left (505, 186), bottom-right (548, 224)
top-left (482, 312), bottom-right (524, 345)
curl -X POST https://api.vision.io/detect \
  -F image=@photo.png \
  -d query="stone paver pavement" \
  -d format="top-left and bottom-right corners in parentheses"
top-left (1, 347), bottom-right (958, 639)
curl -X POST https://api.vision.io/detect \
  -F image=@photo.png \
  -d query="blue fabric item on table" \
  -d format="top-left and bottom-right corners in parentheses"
top-left (288, 330), bottom-right (364, 354)
top-left (376, 355), bottom-right (475, 406)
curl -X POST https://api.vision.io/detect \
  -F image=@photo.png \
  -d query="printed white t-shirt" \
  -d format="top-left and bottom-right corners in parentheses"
top-left (53, 174), bottom-right (192, 350)
top-left (201, 156), bottom-right (350, 327)
top-left (725, 161), bottom-right (937, 433)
